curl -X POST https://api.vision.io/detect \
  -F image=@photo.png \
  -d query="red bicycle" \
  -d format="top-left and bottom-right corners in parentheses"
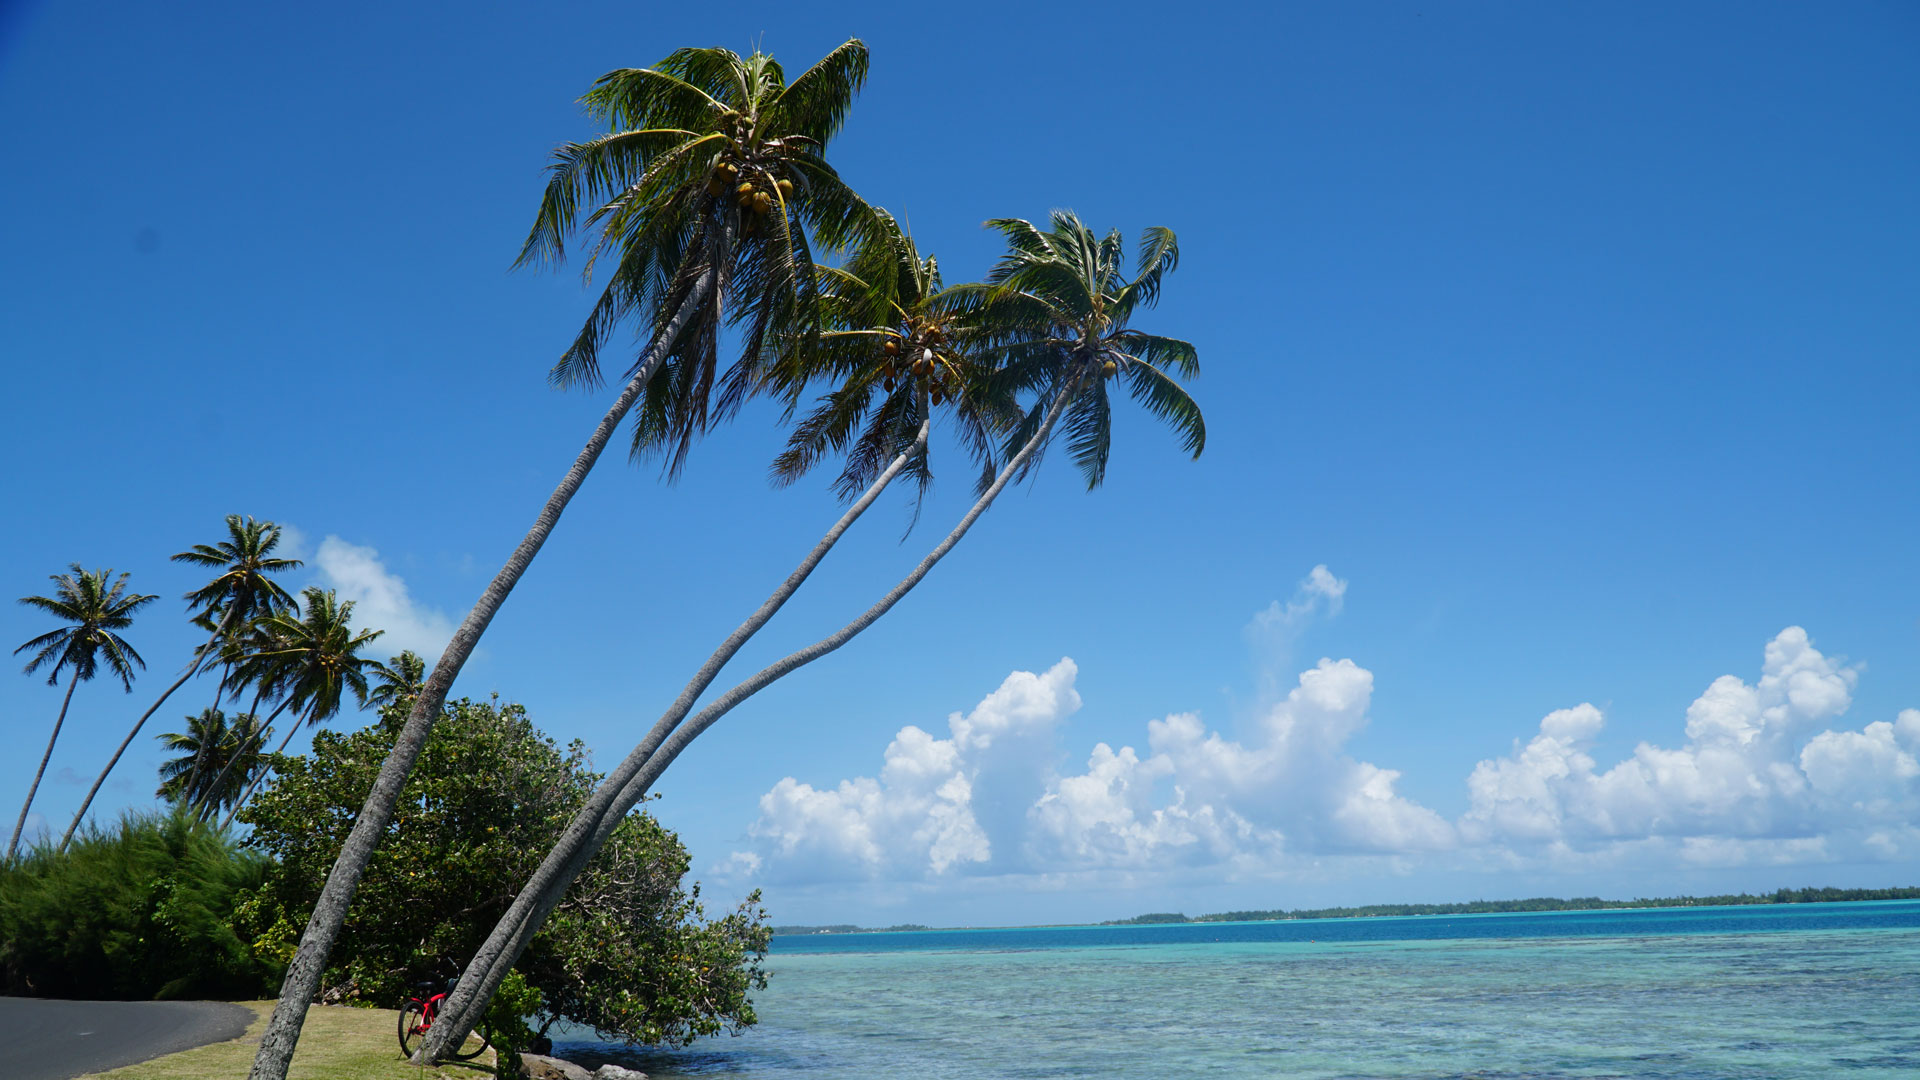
top-left (398, 983), bottom-right (492, 1061)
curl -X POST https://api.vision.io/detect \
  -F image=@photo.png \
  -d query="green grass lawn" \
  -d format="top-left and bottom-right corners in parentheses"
top-left (80, 1000), bottom-right (498, 1080)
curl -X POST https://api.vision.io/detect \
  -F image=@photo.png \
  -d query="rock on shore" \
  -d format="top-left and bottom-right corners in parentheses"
top-left (517, 1053), bottom-right (647, 1080)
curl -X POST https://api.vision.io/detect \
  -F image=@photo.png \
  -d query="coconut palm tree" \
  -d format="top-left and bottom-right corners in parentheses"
top-left (418, 212), bottom-right (1202, 1059)
top-left (156, 707), bottom-right (271, 818)
top-left (366, 651), bottom-right (426, 713)
top-left (248, 43), bottom-right (878, 1080)
top-left (9, 566), bottom-right (157, 860)
top-left (217, 588), bottom-right (383, 828)
top-left (59, 516), bottom-right (299, 851)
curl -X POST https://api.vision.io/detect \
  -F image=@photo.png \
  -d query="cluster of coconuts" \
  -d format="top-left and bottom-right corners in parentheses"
top-left (879, 327), bottom-right (957, 405)
top-left (705, 160), bottom-right (793, 219)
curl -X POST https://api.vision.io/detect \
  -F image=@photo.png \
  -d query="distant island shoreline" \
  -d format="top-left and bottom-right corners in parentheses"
top-left (770, 884), bottom-right (1920, 935)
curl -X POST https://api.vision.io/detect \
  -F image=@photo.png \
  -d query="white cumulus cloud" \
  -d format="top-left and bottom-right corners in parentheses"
top-left (1460, 627), bottom-right (1920, 864)
top-left (1245, 564), bottom-right (1348, 685)
top-left (1029, 656), bottom-right (1454, 870)
top-left (726, 582), bottom-right (1920, 892)
top-left (745, 660), bottom-right (1081, 881)
top-left (311, 536), bottom-right (456, 663)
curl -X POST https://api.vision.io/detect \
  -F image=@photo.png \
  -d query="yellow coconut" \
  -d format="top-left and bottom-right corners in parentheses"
top-left (1102, 360), bottom-right (1119, 378)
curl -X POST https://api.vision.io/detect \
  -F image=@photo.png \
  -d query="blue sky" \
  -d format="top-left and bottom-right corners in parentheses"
top-left (2, 1), bottom-right (1916, 926)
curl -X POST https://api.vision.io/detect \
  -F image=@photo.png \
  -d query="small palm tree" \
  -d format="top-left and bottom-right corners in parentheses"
top-left (220, 588), bottom-right (383, 827)
top-left (418, 214), bottom-right (1204, 1058)
top-left (60, 516), bottom-right (300, 850)
top-left (366, 651), bottom-right (426, 713)
top-left (156, 708), bottom-right (270, 818)
top-left (9, 566), bottom-right (157, 860)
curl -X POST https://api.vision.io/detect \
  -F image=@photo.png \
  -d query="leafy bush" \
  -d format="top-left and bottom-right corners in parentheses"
top-left (235, 697), bottom-right (769, 1045)
top-left (0, 809), bottom-right (271, 999)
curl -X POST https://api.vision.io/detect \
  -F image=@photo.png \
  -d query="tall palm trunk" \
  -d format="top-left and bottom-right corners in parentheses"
top-left (420, 409), bottom-right (936, 1059)
top-left (60, 611), bottom-right (234, 850)
top-left (245, 267), bottom-right (716, 1080)
top-left (219, 701), bottom-right (311, 829)
top-left (198, 693), bottom-right (296, 825)
top-left (7, 676), bottom-right (80, 860)
top-left (421, 376), bottom-right (1081, 1060)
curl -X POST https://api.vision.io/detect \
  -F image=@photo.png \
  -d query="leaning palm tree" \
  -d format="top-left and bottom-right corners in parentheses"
top-left (9, 566), bottom-right (157, 860)
top-left (418, 211), bottom-right (1202, 1060)
top-left (60, 515), bottom-right (299, 850)
top-left (218, 588), bottom-right (383, 828)
top-left (248, 43), bottom-right (877, 1080)
top-left (156, 707), bottom-right (271, 819)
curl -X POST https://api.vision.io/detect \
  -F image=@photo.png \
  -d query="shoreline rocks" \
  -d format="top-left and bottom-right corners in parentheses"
top-left (517, 1052), bottom-right (646, 1080)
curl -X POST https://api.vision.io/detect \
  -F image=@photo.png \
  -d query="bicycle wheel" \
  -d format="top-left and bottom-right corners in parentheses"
top-left (449, 1024), bottom-right (492, 1062)
top-left (397, 1000), bottom-right (428, 1057)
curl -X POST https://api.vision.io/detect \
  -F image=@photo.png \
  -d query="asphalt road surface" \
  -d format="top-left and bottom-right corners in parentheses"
top-left (0, 997), bottom-right (255, 1080)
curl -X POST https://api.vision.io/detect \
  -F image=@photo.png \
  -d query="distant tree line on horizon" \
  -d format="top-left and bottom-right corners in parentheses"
top-left (769, 923), bottom-right (931, 935)
top-left (1106, 885), bottom-right (1920, 925)
top-left (763, 886), bottom-right (1920, 936)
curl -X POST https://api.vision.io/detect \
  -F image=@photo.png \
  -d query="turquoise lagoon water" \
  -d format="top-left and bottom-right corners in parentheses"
top-left (555, 900), bottom-right (1920, 1078)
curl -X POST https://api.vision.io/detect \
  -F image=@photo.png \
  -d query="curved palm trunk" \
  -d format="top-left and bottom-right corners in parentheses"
top-left (211, 696), bottom-right (301, 829)
top-left (420, 379), bottom-right (1080, 1060)
top-left (181, 664), bottom-right (232, 815)
top-left (244, 268), bottom-right (716, 1080)
top-left (60, 614), bottom-right (233, 851)
top-left (420, 413), bottom-right (933, 1059)
top-left (8, 676), bottom-right (80, 861)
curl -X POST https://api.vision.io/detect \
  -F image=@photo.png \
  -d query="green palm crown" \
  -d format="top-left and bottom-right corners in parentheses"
top-left (521, 40), bottom-right (875, 474)
top-left (15, 565), bottom-right (156, 690)
top-left (965, 210), bottom-right (1204, 489)
top-left (772, 210), bottom-right (1015, 507)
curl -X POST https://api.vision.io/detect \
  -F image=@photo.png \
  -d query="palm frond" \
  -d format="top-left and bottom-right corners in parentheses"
top-left (766, 38), bottom-right (869, 145)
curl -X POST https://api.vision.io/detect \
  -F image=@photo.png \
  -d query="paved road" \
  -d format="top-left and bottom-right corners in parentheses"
top-left (0, 997), bottom-right (255, 1080)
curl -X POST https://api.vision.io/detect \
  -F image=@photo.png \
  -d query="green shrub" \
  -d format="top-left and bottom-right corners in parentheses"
top-left (236, 697), bottom-right (770, 1045)
top-left (0, 809), bottom-right (272, 999)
